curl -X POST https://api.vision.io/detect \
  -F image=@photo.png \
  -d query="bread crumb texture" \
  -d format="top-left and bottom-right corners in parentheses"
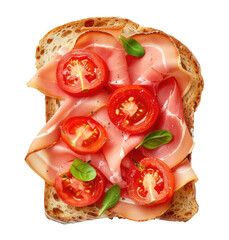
top-left (159, 182), bottom-right (198, 222)
top-left (35, 17), bottom-right (203, 223)
top-left (45, 183), bottom-right (115, 223)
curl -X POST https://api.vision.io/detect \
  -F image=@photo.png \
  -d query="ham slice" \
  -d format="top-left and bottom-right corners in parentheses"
top-left (27, 48), bottom-right (70, 99)
top-left (80, 27), bottom-right (124, 39)
top-left (25, 91), bottom-right (110, 184)
top-left (27, 91), bottom-right (109, 155)
top-left (73, 31), bottom-right (131, 89)
top-left (121, 157), bottom-right (198, 193)
top-left (111, 200), bottom-right (171, 221)
top-left (141, 77), bottom-right (194, 168)
top-left (110, 157), bottom-right (198, 221)
top-left (173, 158), bottom-right (198, 191)
top-left (127, 33), bottom-right (192, 96)
top-left (26, 139), bottom-right (113, 186)
top-left (92, 107), bottom-right (145, 184)
top-left (27, 97), bottom-right (76, 154)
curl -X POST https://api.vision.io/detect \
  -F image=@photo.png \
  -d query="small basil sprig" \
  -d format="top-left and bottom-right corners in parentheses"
top-left (70, 159), bottom-right (96, 182)
top-left (119, 36), bottom-right (145, 57)
top-left (135, 130), bottom-right (172, 149)
top-left (98, 184), bottom-right (121, 216)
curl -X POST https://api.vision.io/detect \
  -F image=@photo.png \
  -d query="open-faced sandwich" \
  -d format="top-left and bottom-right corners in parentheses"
top-left (25, 17), bottom-right (204, 223)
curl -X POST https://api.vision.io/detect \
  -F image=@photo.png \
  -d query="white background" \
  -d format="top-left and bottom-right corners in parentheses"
top-left (1, 0), bottom-right (228, 239)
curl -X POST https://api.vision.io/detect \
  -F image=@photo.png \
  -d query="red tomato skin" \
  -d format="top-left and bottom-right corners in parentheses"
top-left (127, 157), bottom-right (174, 206)
top-left (107, 85), bottom-right (159, 134)
top-left (56, 49), bottom-right (108, 96)
top-left (55, 161), bottom-right (105, 207)
top-left (61, 116), bottom-right (108, 154)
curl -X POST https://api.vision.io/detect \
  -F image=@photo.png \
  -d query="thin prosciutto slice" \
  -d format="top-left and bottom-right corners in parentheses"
top-left (127, 33), bottom-right (192, 96)
top-left (173, 158), bottom-right (198, 191)
top-left (121, 157), bottom-right (198, 193)
top-left (141, 77), bottom-right (194, 168)
top-left (26, 139), bottom-right (114, 186)
top-left (73, 31), bottom-right (131, 89)
top-left (92, 107), bottom-right (145, 183)
top-left (25, 91), bottom-right (110, 184)
top-left (27, 48), bottom-right (70, 99)
top-left (111, 158), bottom-right (198, 221)
top-left (27, 91), bottom-right (109, 155)
top-left (80, 27), bottom-right (125, 39)
top-left (111, 200), bottom-right (171, 221)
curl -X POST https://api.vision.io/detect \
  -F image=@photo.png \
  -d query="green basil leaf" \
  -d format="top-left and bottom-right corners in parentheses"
top-left (135, 130), bottom-right (172, 149)
top-left (98, 184), bottom-right (121, 216)
top-left (70, 158), bottom-right (96, 182)
top-left (119, 36), bottom-right (145, 57)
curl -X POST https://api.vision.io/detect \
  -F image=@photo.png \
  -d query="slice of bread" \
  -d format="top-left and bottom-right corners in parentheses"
top-left (34, 17), bottom-right (203, 223)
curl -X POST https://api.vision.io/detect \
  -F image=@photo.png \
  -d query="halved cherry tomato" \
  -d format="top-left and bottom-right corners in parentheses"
top-left (107, 85), bottom-right (159, 134)
top-left (127, 157), bottom-right (174, 206)
top-left (55, 161), bottom-right (105, 207)
top-left (57, 49), bottom-right (107, 96)
top-left (61, 116), bottom-right (108, 154)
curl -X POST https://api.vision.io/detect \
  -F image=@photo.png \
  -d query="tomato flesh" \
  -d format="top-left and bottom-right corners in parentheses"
top-left (61, 116), bottom-right (108, 154)
top-left (107, 85), bottom-right (159, 134)
top-left (55, 161), bottom-right (105, 207)
top-left (57, 49), bottom-right (107, 96)
top-left (127, 157), bottom-right (174, 206)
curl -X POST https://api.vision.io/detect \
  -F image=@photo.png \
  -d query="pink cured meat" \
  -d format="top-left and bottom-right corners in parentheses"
top-left (29, 139), bottom-right (114, 186)
top-left (74, 31), bottom-right (131, 89)
top-left (92, 107), bottom-right (145, 185)
top-left (141, 77), bottom-right (194, 168)
top-left (111, 158), bottom-right (197, 221)
top-left (127, 33), bottom-right (192, 97)
top-left (25, 91), bottom-right (110, 185)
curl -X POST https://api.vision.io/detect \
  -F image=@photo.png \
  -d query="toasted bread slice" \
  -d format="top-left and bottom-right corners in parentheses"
top-left (34, 17), bottom-right (203, 223)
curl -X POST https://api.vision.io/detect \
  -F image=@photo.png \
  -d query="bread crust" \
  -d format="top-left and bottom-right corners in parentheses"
top-left (34, 17), bottom-right (203, 223)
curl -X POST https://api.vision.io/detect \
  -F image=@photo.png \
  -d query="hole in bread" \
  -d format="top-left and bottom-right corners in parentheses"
top-left (36, 56), bottom-right (40, 60)
top-left (166, 211), bottom-right (174, 216)
top-left (96, 20), bottom-right (109, 27)
top-left (40, 49), bottom-right (45, 55)
top-left (181, 61), bottom-right (187, 71)
top-left (87, 211), bottom-right (97, 217)
top-left (84, 19), bottom-right (94, 27)
top-left (61, 30), bottom-right (72, 37)
top-left (67, 38), bottom-right (73, 43)
top-left (66, 205), bottom-right (74, 210)
top-left (53, 193), bottom-right (59, 201)
top-left (53, 208), bottom-right (64, 215)
top-left (184, 211), bottom-right (192, 216)
top-left (52, 46), bottom-right (57, 52)
top-left (36, 46), bottom-right (40, 52)
top-left (47, 38), bottom-right (53, 44)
